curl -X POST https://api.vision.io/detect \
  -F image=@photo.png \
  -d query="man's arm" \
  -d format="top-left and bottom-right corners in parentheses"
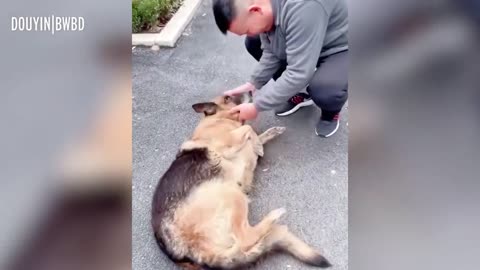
top-left (254, 1), bottom-right (329, 112)
top-left (249, 34), bottom-right (282, 89)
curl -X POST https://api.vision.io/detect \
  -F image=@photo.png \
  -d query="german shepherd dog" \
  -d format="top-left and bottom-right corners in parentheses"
top-left (151, 94), bottom-right (331, 269)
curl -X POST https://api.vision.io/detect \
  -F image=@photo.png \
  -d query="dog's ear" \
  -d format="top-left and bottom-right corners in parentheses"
top-left (192, 102), bottom-right (218, 116)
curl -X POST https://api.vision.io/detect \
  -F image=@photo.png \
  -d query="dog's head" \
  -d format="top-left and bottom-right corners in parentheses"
top-left (191, 93), bottom-right (252, 122)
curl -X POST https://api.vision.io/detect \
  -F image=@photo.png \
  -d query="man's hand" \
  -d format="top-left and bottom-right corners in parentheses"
top-left (229, 103), bottom-right (258, 121)
top-left (224, 82), bottom-right (256, 96)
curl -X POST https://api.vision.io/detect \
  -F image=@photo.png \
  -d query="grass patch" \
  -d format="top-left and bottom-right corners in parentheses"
top-left (132, 0), bottom-right (183, 33)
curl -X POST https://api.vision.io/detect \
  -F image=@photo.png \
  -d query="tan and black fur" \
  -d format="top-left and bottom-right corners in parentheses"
top-left (151, 94), bottom-right (331, 270)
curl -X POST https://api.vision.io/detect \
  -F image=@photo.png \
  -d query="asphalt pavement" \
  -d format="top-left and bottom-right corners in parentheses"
top-left (132, 2), bottom-right (348, 269)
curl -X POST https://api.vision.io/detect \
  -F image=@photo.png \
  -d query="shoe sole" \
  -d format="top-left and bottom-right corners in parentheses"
top-left (315, 120), bottom-right (340, 138)
top-left (276, 100), bottom-right (314, 116)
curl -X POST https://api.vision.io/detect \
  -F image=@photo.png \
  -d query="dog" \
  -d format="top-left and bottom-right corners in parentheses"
top-left (151, 93), bottom-right (331, 269)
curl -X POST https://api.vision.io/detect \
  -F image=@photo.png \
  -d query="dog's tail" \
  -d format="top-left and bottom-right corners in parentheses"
top-left (237, 225), bottom-right (332, 269)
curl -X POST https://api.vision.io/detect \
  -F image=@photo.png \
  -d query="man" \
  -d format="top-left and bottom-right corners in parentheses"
top-left (213, 0), bottom-right (348, 137)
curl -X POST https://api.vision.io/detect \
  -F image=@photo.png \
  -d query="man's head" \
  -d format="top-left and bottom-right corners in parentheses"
top-left (212, 0), bottom-right (274, 36)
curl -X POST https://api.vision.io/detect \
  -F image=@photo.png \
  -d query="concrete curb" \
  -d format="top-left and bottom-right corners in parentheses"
top-left (132, 0), bottom-right (203, 47)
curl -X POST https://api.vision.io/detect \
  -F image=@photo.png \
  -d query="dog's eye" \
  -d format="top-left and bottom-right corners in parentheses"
top-left (224, 96), bottom-right (231, 103)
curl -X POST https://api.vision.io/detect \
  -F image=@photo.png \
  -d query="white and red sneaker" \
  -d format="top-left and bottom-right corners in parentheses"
top-left (315, 113), bottom-right (340, 138)
top-left (275, 93), bottom-right (314, 116)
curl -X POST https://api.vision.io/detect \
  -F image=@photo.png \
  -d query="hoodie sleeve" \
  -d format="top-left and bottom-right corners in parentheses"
top-left (249, 34), bottom-right (282, 89)
top-left (254, 1), bottom-right (329, 112)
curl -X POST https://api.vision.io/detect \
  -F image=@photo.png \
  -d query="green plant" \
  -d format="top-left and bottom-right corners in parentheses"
top-left (133, 0), bottom-right (161, 32)
top-left (132, 0), bottom-right (182, 33)
top-left (132, 0), bottom-right (161, 33)
top-left (158, 0), bottom-right (174, 20)
top-left (132, 3), bottom-right (143, 33)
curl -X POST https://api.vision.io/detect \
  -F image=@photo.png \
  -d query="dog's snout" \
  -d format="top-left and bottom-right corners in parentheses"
top-left (225, 91), bottom-right (253, 106)
top-left (243, 91), bottom-right (253, 103)
top-left (229, 95), bottom-right (242, 105)
top-left (234, 92), bottom-right (253, 105)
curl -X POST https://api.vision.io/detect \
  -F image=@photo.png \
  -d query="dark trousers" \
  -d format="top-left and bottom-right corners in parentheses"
top-left (245, 36), bottom-right (348, 114)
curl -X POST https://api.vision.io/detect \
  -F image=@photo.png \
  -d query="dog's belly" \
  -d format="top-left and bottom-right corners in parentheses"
top-left (173, 180), bottom-right (248, 263)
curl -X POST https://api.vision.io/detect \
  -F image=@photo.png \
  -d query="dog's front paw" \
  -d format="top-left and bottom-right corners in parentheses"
top-left (269, 207), bottom-right (287, 222)
top-left (268, 126), bottom-right (286, 135)
top-left (259, 127), bottom-right (286, 144)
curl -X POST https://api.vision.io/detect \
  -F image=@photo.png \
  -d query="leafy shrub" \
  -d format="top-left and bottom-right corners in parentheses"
top-left (132, 0), bottom-right (179, 33)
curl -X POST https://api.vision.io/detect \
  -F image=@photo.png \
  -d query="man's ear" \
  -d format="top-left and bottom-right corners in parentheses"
top-left (248, 5), bottom-right (262, 14)
top-left (192, 102), bottom-right (218, 116)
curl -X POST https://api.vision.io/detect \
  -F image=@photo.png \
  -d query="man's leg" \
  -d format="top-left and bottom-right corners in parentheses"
top-left (307, 50), bottom-right (348, 138)
top-left (244, 36), bottom-right (314, 116)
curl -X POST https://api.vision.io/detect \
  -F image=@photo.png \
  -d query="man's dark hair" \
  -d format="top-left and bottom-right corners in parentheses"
top-left (212, 0), bottom-right (237, 34)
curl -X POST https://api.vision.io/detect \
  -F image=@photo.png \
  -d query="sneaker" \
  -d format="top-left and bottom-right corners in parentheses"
top-left (315, 113), bottom-right (340, 138)
top-left (275, 93), bottom-right (314, 116)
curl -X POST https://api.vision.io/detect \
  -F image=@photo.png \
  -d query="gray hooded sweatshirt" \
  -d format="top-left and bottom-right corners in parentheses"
top-left (251, 0), bottom-right (348, 112)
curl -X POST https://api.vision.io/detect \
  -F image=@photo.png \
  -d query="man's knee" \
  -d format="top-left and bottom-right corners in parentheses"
top-left (308, 80), bottom-right (348, 109)
top-left (245, 36), bottom-right (262, 61)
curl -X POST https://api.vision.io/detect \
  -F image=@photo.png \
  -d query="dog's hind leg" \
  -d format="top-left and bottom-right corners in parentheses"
top-left (244, 224), bottom-right (332, 268)
top-left (225, 208), bottom-right (331, 269)
top-left (259, 127), bottom-right (286, 144)
top-left (241, 207), bottom-right (287, 252)
top-left (229, 194), bottom-right (285, 252)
